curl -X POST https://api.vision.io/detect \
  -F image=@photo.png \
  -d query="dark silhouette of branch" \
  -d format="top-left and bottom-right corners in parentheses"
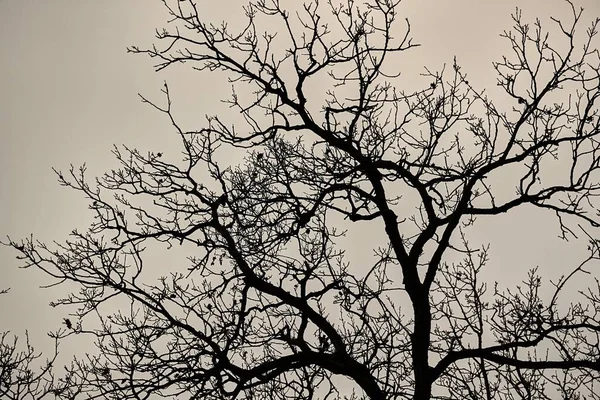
top-left (3, 0), bottom-right (600, 399)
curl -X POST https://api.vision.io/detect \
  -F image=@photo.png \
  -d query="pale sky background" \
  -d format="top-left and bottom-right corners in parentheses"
top-left (1, 0), bottom-right (600, 389)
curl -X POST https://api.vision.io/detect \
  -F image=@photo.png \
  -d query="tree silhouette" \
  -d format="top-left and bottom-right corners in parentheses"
top-left (0, 288), bottom-right (83, 400)
top-left (4, 0), bottom-right (600, 399)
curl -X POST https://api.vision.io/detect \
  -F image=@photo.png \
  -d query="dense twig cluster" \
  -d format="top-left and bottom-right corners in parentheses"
top-left (3, 0), bottom-right (600, 399)
top-left (0, 289), bottom-right (83, 400)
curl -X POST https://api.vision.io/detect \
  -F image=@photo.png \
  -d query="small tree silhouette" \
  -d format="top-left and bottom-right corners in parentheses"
top-left (0, 288), bottom-right (82, 400)
top-left (4, 1), bottom-right (600, 399)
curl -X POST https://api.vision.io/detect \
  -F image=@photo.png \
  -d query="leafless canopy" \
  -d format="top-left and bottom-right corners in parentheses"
top-left (4, 0), bottom-right (600, 399)
top-left (0, 288), bottom-right (76, 400)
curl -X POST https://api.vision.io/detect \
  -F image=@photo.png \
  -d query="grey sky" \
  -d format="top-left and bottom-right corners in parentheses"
top-left (1, 0), bottom-right (599, 389)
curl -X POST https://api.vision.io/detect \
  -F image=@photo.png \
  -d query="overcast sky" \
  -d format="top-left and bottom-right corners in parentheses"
top-left (1, 0), bottom-right (599, 375)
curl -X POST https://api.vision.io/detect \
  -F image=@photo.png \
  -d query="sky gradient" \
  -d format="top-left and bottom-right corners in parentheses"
top-left (1, 0), bottom-right (600, 384)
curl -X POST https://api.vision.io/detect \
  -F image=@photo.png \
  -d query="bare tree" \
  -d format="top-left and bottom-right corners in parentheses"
top-left (0, 289), bottom-right (80, 400)
top-left (4, 0), bottom-right (600, 399)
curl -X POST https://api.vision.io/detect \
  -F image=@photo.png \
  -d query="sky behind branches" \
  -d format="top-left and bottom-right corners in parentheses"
top-left (1, 0), bottom-right (599, 376)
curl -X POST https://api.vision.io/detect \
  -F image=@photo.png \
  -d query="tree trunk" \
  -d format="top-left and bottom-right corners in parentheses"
top-left (412, 293), bottom-right (433, 400)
